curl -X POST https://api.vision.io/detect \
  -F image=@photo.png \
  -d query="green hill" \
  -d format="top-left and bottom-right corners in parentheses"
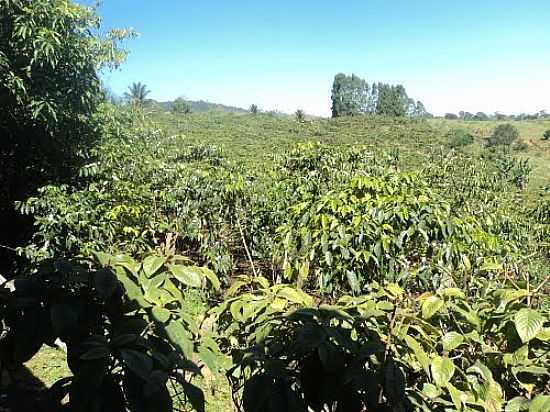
top-left (155, 99), bottom-right (248, 113)
top-left (151, 111), bottom-right (550, 192)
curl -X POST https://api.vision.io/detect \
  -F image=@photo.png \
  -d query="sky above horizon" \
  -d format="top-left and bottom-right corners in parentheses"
top-left (94, 1), bottom-right (550, 117)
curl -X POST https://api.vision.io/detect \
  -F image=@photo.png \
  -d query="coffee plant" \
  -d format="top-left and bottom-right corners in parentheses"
top-left (3, 1), bottom-right (549, 410)
top-left (278, 171), bottom-right (510, 294)
top-left (215, 279), bottom-right (549, 412)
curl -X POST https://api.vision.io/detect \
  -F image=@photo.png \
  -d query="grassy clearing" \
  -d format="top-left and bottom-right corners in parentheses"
top-left (23, 345), bottom-right (71, 388)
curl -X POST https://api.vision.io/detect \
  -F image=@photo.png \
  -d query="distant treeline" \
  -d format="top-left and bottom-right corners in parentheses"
top-left (331, 73), bottom-right (432, 119)
top-left (443, 110), bottom-right (550, 121)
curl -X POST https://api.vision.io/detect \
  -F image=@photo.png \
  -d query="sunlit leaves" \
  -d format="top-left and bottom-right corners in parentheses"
top-left (142, 256), bottom-right (165, 278)
top-left (442, 332), bottom-right (464, 352)
top-left (431, 356), bottom-right (455, 387)
top-left (514, 309), bottom-right (544, 343)
top-left (422, 295), bottom-right (444, 320)
top-left (168, 265), bottom-right (202, 288)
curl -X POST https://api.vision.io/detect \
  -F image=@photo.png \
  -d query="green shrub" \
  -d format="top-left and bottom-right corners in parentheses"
top-left (0, 0), bottom-right (134, 265)
top-left (487, 123), bottom-right (520, 147)
top-left (543, 130), bottom-right (550, 140)
top-left (0, 253), bottom-right (220, 412)
top-left (278, 172), bottom-right (509, 294)
top-left (172, 97), bottom-right (192, 114)
top-left (447, 128), bottom-right (474, 149)
top-left (216, 280), bottom-right (550, 412)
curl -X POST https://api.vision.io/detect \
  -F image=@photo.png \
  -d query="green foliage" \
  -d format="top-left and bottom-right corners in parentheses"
top-left (331, 73), bottom-right (369, 117)
top-left (8, 104), bottom-right (550, 411)
top-left (0, 252), bottom-right (220, 411)
top-left (376, 83), bottom-right (409, 117)
top-left (447, 129), bottom-right (474, 149)
top-left (4, 3), bottom-right (550, 411)
top-left (278, 171), bottom-right (509, 294)
top-left (216, 280), bottom-right (549, 412)
top-left (295, 109), bottom-right (305, 122)
top-left (487, 123), bottom-right (520, 148)
top-left (543, 130), bottom-right (550, 140)
top-left (530, 186), bottom-right (550, 251)
top-left (531, 186), bottom-right (550, 224)
top-left (0, 0), bottom-right (134, 272)
top-left (410, 100), bottom-right (432, 118)
top-left (473, 112), bottom-right (489, 121)
top-left (331, 74), bottom-right (416, 118)
top-left (18, 118), bottom-right (543, 286)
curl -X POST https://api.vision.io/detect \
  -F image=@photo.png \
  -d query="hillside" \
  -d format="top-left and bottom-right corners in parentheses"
top-left (151, 111), bottom-right (550, 192)
top-left (155, 99), bottom-right (248, 113)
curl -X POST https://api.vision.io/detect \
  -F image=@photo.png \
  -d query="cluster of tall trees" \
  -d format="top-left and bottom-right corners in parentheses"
top-left (330, 73), bottom-right (431, 118)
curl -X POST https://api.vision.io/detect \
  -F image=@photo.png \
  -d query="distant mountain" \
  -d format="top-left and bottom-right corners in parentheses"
top-left (156, 99), bottom-right (248, 114)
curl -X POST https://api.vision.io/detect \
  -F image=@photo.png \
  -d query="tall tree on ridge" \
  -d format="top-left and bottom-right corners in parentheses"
top-left (331, 73), bottom-right (369, 117)
top-left (125, 82), bottom-right (151, 105)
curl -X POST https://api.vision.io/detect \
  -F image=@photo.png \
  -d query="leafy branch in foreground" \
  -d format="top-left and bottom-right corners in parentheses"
top-left (214, 278), bottom-right (549, 412)
top-left (0, 253), bottom-right (223, 412)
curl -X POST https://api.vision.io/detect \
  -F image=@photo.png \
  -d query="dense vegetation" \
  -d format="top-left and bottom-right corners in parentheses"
top-left (1, 1), bottom-right (549, 411)
top-left (0, 0), bottom-right (133, 274)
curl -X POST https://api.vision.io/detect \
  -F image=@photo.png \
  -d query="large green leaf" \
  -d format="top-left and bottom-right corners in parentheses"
top-left (201, 267), bottom-right (221, 291)
top-left (442, 332), bottom-right (464, 352)
top-left (169, 265), bottom-right (202, 288)
top-left (278, 286), bottom-right (313, 306)
top-left (505, 397), bottom-right (530, 412)
top-left (422, 295), bottom-right (444, 320)
top-left (421, 383), bottom-right (441, 400)
top-left (114, 267), bottom-right (151, 308)
top-left (142, 256), bottom-right (166, 278)
top-left (165, 320), bottom-right (194, 358)
top-left (151, 307), bottom-right (171, 323)
top-left (121, 349), bottom-right (153, 381)
top-left (530, 395), bottom-right (550, 412)
top-left (431, 356), bottom-right (455, 387)
top-left (446, 382), bottom-right (464, 411)
top-left (514, 308), bottom-right (544, 343)
top-left (404, 335), bottom-right (431, 377)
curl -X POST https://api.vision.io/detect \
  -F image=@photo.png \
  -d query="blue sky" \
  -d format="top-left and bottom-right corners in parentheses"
top-left (95, 1), bottom-right (550, 116)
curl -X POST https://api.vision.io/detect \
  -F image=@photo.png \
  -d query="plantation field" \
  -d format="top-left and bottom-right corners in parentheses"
top-left (20, 111), bottom-right (549, 411)
top-left (3, 2), bottom-right (549, 411)
top-left (152, 111), bottom-right (550, 194)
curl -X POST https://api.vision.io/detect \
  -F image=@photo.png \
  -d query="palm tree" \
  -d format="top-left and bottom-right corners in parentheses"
top-left (124, 82), bottom-right (151, 105)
